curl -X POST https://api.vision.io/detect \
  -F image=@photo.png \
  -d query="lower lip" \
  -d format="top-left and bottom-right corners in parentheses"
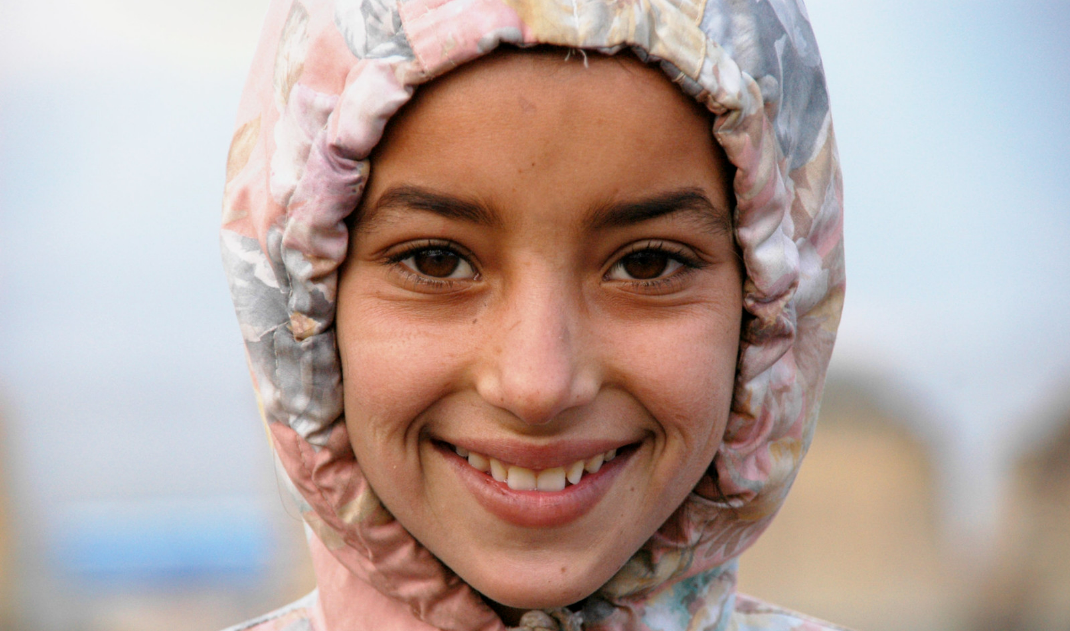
top-left (440, 445), bottom-right (631, 529)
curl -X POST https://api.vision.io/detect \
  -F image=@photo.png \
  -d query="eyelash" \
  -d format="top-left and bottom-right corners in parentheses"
top-left (605, 240), bottom-right (707, 291)
top-left (385, 239), bottom-right (474, 291)
top-left (384, 239), bottom-right (706, 292)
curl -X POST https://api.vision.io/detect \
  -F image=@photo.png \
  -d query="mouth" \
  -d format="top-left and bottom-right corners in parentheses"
top-left (447, 443), bottom-right (627, 492)
top-left (434, 439), bottom-right (639, 528)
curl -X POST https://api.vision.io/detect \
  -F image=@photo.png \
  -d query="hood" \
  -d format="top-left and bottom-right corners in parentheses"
top-left (220, 0), bottom-right (844, 629)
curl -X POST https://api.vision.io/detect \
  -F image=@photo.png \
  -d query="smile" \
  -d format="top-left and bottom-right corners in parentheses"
top-left (437, 439), bottom-right (637, 528)
top-left (453, 445), bottom-right (619, 492)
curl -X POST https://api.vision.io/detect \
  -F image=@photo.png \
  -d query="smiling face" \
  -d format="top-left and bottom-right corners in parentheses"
top-left (336, 49), bottom-right (742, 615)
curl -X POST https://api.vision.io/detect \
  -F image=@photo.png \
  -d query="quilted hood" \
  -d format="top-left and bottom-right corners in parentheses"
top-left (220, 0), bottom-right (844, 629)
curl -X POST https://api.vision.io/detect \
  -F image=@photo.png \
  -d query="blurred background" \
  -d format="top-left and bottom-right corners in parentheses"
top-left (0, 0), bottom-right (1068, 629)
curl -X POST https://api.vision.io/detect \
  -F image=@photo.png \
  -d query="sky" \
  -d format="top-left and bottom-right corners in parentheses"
top-left (802, 0), bottom-right (1070, 545)
top-left (1, 0), bottom-right (1069, 619)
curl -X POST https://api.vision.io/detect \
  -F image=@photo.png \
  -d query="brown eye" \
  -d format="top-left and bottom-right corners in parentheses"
top-left (606, 245), bottom-right (689, 283)
top-left (620, 251), bottom-right (669, 280)
top-left (413, 249), bottom-right (460, 277)
top-left (397, 246), bottom-right (477, 280)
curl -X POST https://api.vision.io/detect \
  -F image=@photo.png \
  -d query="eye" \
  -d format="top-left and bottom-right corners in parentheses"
top-left (608, 250), bottom-right (682, 280)
top-left (606, 243), bottom-right (697, 282)
top-left (395, 244), bottom-right (477, 280)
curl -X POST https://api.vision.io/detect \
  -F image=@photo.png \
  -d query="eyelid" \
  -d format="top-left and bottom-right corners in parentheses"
top-left (604, 240), bottom-right (706, 274)
top-left (603, 240), bottom-right (706, 292)
top-left (385, 239), bottom-right (477, 267)
top-left (383, 239), bottom-right (480, 291)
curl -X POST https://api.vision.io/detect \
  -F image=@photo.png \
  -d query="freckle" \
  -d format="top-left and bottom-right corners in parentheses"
top-left (518, 95), bottom-right (536, 114)
top-left (560, 566), bottom-right (567, 574)
top-left (472, 318), bottom-right (478, 324)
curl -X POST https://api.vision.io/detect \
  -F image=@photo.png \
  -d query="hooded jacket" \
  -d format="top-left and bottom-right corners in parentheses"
top-left (220, 0), bottom-right (845, 629)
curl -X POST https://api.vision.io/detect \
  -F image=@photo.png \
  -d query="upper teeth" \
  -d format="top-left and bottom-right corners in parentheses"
top-left (455, 445), bottom-right (619, 491)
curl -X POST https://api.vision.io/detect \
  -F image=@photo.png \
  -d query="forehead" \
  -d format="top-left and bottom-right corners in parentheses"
top-left (402, 47), bottom-right (708, 136)
top-left (358, 47), bottom-right (733, 231)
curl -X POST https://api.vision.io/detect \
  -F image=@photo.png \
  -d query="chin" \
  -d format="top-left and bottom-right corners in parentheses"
top-left (455, 548), bottom-right (624, 611)
top-left (475, 579), bottom-right (598, 612)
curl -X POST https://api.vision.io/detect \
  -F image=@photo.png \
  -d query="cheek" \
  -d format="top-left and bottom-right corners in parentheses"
top-left (603, 307), bottom-right (740, 447)
top-left (338, 299), bottom-right (472, 445)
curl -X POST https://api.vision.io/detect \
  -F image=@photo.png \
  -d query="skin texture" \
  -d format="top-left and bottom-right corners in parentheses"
top-left (336, 49), bottom-right (742, 621)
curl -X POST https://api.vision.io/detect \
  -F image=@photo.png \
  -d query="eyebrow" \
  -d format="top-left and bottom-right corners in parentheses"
top-left (360, 185), bottom-right (732, 235)
top-left (365, 186), bottom-right (501, 228)
top-left (584, 188), bottom-right (733, 236)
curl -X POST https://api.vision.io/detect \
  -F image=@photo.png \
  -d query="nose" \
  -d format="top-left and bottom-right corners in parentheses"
top-left (475, 277), bottom-right (598, 426)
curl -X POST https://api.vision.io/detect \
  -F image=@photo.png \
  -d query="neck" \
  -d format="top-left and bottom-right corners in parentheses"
top-left (485, 600), bottom-right (526, 627)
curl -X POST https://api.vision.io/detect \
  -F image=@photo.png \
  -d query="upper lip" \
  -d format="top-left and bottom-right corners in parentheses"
top-left (436, 437), bottom-right (638, 470)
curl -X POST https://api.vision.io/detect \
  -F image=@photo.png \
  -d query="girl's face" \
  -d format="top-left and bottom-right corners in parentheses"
top-left (337, 50), bottom-right (742, 614)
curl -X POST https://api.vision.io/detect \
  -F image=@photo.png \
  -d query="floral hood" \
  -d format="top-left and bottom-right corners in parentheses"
top-left (220, 0), bottom-right (844, 629)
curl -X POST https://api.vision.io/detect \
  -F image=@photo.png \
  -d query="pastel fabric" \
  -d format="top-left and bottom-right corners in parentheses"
top-left (220, 0), bottom-right (846, 629)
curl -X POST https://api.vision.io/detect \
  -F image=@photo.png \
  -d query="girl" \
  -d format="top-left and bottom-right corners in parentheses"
top-left (220, 0), bottom-right (845, 629)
